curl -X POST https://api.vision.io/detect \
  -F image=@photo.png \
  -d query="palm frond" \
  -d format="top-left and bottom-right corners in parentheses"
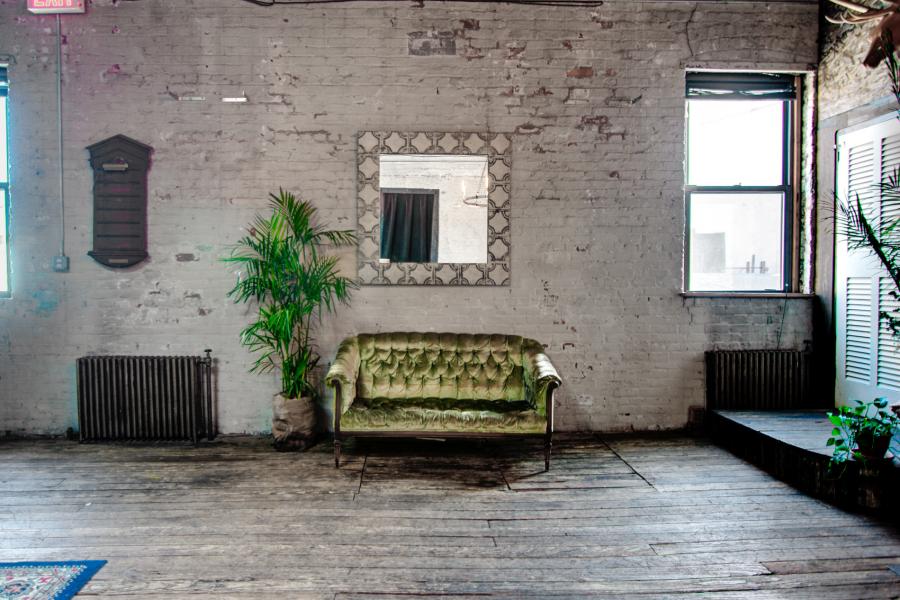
top-left (882, 32), bottom-right (900, 111)
top-left (836, 190), bottom-right (900, 281)
top-left (314, 228), bottom-right (358, 248)
top-left (223, 190), bottom-right (358, 397)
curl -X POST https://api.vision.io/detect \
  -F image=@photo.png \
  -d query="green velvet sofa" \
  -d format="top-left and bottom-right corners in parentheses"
top-left (325, 332), bottom-right (562, 469)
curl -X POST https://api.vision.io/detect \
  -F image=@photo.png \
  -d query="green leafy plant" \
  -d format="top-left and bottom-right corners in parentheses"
top-left (837, 177), bottom-right (900, 337)
top-left (224, 189), bottom-right (357, 400)
top-left (827, 398), bottom-right (899, 469)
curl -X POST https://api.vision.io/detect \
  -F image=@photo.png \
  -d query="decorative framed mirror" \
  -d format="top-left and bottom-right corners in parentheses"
top-left (356, 131), bottom-right (511, 285)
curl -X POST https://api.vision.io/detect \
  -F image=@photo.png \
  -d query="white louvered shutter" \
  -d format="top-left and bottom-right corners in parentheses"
top-left (835, 117), bottom-right (900, 408)
top-left (878, 277), bottom-right (900, 389)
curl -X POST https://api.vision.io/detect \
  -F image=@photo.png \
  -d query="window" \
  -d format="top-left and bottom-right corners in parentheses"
top-left (0, 65), bottom-right (8, 296)
top-left (685, 72), bottom-right (797, 292)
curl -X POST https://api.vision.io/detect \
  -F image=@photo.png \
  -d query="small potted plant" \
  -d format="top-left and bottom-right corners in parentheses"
top-left (827, 398), bottom-right (900, 469)
top-left (225, 189), bottom-right (356, 450)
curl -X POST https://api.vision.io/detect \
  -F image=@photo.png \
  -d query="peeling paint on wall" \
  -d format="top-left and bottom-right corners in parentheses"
top-left (0, 0), bottom-right (818, 436)
top-left (31, 289), bottom-right (59, 317)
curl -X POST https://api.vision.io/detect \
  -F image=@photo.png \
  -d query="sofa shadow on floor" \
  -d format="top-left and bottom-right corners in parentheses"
top-left (329, 433), bottom-right (659, 494)
top-left (335, 436), bottom-right (551, 488)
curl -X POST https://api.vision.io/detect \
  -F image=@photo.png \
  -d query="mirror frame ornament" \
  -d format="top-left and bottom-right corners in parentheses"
top-left (356, 131), bottom-right (511, 286)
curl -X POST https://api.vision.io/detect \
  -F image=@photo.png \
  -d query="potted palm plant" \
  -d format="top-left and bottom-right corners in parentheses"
top-left (225, 189), bottom-right (356, 450)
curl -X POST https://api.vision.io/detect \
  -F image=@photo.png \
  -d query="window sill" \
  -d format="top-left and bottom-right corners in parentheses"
top-left (680, 292), bottom-right (815, 299)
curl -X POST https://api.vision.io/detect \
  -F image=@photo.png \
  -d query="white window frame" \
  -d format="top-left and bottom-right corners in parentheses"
top-left (684, 71), bottom-right (800, 293)
top-left (0, 65), bottom-right (9, 298)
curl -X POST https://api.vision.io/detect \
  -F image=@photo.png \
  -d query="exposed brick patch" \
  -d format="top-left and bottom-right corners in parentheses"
top-left (408, 31), bottom-right (456, 56)
top-left (566, 66), bottom-right (594, 78)
top-left (515, 122), bottom-right (543, 135)
top-left (564, 87), bottom-right (590, 104)
top-left (100, 63), bottom-right (123, 82)
top-left (606, 93), bottom-right (642, 106)
top-left (460, 18), bottom-right (479, 30)
top-left (175, 253), bottom-right (197, 262)
top-left (578, 115), bottom-right (610, 130)
top-left (505, 40), bottom-right (527, 59)
top-left (589, 11), bottom-right (615, 29)
top-left (576, 115), bottom-right (625, 142)
top-left (463, 45), bottom-right (485, 60)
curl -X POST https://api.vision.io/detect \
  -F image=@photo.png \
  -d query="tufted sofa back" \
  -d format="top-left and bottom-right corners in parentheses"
top-left (356, 332), bottom-right (531, 402)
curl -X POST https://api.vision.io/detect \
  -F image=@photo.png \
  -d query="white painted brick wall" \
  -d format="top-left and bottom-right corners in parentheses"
top-left (0, 1), bottom-right (817, 435)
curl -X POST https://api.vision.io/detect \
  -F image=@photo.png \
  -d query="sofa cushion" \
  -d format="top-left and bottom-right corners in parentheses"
top-left (353, 397), bottom-right (533, 413)
top-left (340, 405), bottom-right (546, 434)
top-left (356, 332), bottom-right (526, 403)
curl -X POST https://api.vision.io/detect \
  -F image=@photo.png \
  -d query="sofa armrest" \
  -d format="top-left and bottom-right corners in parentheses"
top-left (524, 344), bottom-right (562, 417)
top-left (326, 337), bottom-right (360, 418)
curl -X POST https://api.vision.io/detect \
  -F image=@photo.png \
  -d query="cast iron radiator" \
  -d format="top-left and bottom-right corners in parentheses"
top-left (76, 351), bottom-right (215, 443)
top-left (706, 349), bottom-right (814, 411)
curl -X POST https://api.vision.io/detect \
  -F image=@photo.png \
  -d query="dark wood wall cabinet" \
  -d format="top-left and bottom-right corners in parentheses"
top-left (86, 135), bottom-right (152, 268)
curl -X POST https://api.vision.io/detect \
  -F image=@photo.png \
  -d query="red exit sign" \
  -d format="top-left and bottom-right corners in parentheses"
top-left (27, 0), bottom-right (85, 14)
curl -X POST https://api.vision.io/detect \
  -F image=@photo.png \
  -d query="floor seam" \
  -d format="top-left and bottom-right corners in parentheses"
top-left (600, 436), bottom-right (657, 490)
top-left (353, 454), bottom-right (368, 501)
top-left (499, 467), bottom-right (513, 492)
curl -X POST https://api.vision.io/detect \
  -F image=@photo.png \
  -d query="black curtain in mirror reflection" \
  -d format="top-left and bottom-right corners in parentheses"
top-left (380, 192), bottom-right (437, 263)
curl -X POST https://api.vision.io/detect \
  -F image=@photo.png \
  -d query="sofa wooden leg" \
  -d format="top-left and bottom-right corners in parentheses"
top-left (334, 440), bottom-right (342, 469)
top-left (544, 437), bottom-right (552, 471)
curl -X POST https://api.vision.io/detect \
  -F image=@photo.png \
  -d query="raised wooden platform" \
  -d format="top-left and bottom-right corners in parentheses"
top-left (1, 434), bottom-right (899, 598)
top-left (710, 410), bottom-right (900, 521)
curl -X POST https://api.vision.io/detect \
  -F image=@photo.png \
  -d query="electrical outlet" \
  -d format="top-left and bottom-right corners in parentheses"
top-left (52, 255), bottom-right (69, 273)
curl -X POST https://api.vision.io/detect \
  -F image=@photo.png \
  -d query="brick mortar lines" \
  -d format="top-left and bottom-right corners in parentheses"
top-left (0, 1), bottom-right (817, 435)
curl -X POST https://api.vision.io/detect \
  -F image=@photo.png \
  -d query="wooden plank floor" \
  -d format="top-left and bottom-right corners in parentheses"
top-left (1, 435), bottom-right (899, 599)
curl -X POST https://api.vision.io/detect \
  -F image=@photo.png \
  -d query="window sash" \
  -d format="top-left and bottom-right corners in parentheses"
top-left (0, 183), bottom-right (8, 297)
top-left (685, 190), bottom-right (792, 293)
top-left (686, 72), bottom-right (796, 100)
top-left (685, 99), bottom-right (792, 189)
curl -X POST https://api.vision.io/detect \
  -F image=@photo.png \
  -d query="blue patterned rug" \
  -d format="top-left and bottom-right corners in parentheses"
top-left (0, 561), bottom-right (105, 600)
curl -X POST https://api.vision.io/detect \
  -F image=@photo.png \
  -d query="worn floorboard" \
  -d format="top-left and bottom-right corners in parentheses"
top-left (0, 434), bottom-right (898, 598)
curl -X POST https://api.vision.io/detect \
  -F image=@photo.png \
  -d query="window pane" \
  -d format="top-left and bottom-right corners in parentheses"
top-left (689, 193), bottom-right (784, 291)
top-left (0, 90), bottom-right (6, 294)
top-left (687, 99), bottom-right (784, 186)
top-left (0, 187), bottom-right (7, 294)
top-left (0, 96), bottom-right (6, 183)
